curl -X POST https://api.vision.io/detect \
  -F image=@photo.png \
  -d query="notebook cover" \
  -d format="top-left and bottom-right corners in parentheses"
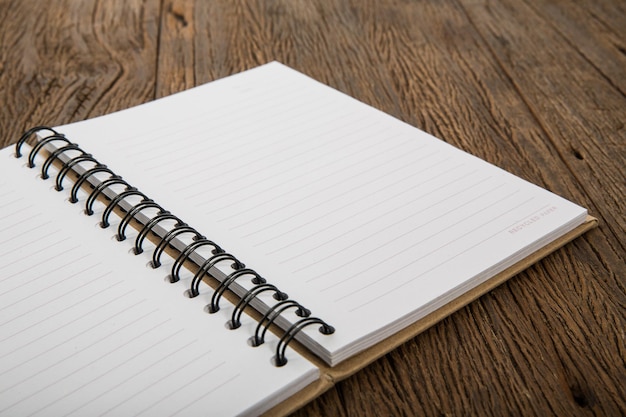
top-left (263, 215), bottom-right (597, 417)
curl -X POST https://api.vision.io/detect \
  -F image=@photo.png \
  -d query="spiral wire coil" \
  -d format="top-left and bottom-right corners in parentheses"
top-left (15, 126), bottom-right (334, 367)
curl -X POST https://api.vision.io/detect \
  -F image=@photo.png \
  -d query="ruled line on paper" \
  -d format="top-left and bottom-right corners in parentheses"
top-left (0, 271), bottom-right (117, 343)
top-left (168, 373), bottom-right (241, 417)
top-left (282, 169), bottom-right (489, 272)
top-left (170, 124), bottom-right (349, 199)
top-left (237, 157), bottom-right (447, 241)
top-left (185, 111), bottom-right (386, 208)
top-left (0, 308), bottom-right (164, 402)
top-left (0, 188), bottom-right (15, 201)
top-left (298, 170), bottom-right (489, 280)
top-left (0, 195), bottom-right (25, 211)
top-left (199, 113), bottom-right (384, 200)
top-left (0, 232), bottom-right (68, 271)
top-left (200, 123), bottom-right (398, 216)
top-left (153, 83), bottom-right (331, 154)
top-left (123, 88), bottom-right (386, 214)
top-left (0, 211), bottom-right (42, 235)
top-left (138, 112), bottom-right (279, 173)
top-left (95, 350), bottom-right (208, 417)
top-left (345, 197), bottom-right (540, 311)
top-left (0, 279), bottom-right (132, 360)
top-left (1, 314), bottom-right (171, 414)
top-left (256, 150), bottom-right (452, 254)
top-left (0, 252), bottom-right (91, 306)
top-left (64, 338), bottom-right (198, 417)
top-left (0, 224), bottom-right (61, 254)
top-left (0, 243), bottom-right (80, 284)
top-left (108, 78), bottom-right (306, 172)
top-left (133, 92), bottom-right (349, 187)
top-left (0, 204), bottom-right (34, 221)
top-left (0, 293), bottom-right (144, 377)
top-left (224, 133), bottom-right (420, 230)
top-left (110, 359), bottom-right (229, 417)
top-left (104, 75), bottom-right (300, 149)
top-left (27, 328), bottom-right (191, 416)
top-left (323, 185), bottom-right (520, 294)
top-left (3, 284), bottom-right (144, 362)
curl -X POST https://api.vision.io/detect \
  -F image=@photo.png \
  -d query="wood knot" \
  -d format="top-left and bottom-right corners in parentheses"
top-left (569, 383), bottom-right (595, 408)
top-left (168, 5), bottom-right (188, 28)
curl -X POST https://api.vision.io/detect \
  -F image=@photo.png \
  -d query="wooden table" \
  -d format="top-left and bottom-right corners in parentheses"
top-left (1, 1), bottom-right (624, 416)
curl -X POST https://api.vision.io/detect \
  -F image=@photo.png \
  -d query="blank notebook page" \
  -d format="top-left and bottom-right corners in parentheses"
top-left (56, 62), bottom-right (588, 364)
top-left (0, 146), bottom-right (318, 416)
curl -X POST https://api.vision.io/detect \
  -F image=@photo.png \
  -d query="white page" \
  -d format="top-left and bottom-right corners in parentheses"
top-left (0, 146), bottom-right (318, 416)
top-left (54, 62), bottom-right (588, 364)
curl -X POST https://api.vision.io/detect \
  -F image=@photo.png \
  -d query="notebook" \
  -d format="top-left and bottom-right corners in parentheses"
top-left (0, 62), bottom-right (595, 416)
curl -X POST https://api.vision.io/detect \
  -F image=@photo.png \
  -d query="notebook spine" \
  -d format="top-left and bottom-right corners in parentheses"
top-left (15, 126), bottom-right (334, 367)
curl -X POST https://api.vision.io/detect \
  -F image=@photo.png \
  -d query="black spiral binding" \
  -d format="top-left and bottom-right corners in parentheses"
top-left (103, 188), bottom-right (147, 229)
top-left (206, 268), bottom-right (266, 314)
top-left (15, 127), bottom-right (334, 366)
top-left (151, 225), bottom-right (202, 269)
top-left (227, 283), bottom-right (288, 330)
top-left (249, 300), bottom-right (311, 347)
top-left (274, 318), bottom-right (335, 366)
top-left (41, 143), bottom-right (82, 180)
top-left (168, 238), bottom-right (224, 283)
top-left (56, 153), bottom-right (98, 191)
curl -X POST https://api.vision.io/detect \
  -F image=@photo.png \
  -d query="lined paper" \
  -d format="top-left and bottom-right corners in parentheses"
top-left (57, 62), bottom-right (588, 364)
top-left (0, 147), bottom-right (318, 416)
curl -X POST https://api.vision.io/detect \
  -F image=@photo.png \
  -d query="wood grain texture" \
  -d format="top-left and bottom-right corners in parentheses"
top-left (0, 0), bottom-right (160, 137)
top-left (0, 1), bottom-right (624, 416)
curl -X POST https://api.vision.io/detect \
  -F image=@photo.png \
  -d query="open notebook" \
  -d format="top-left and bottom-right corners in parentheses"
top-left (0, 62), bottom-right (594, 416)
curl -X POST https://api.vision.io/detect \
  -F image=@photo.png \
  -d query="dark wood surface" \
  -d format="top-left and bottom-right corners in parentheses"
top-left (1, 1), bottom-right (624, 416)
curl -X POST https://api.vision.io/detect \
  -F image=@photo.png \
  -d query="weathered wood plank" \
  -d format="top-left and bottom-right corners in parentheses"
top-left (0, 0), bottom-right (159, 147)
top-left (522, 0), bottom-right (626, 96)
top-left (0, 1), bottom-right (623, 416)
top-left (459, 0), bottom-right (626, 247)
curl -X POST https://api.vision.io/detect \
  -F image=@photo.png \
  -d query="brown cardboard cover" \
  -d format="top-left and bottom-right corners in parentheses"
top-left (264, 215), bottom-right (597, 416)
